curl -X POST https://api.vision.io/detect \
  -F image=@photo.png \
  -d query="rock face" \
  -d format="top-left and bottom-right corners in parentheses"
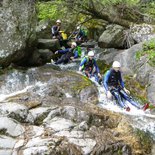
top-left (98, 24), bottom-right (126, 48)
top-left (98, 42), bottom-right (155, 104)
top-left (0, 66), bottom-right (152, 155)
top-left (131, 24), bottom-right (155, 43)
top-left (114, 43), bottom-right (155, 104)
top-left (37, 39), bottom-right (60, 52)
top-left (0, 0), bottom-right (36, 67)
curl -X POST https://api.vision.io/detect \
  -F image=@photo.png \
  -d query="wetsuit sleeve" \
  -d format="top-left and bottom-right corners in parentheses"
top-left (79, 57), bottom-right (87, 67)
top-left (58, 48), bottom-right (69, 54)
top-left (51, 26), bottom-right (56, 35)
top-left (93, 60), bottom-right (99, 73)
top-left (119, 73), bottom-right (125, 88)
top-left (103, 70), bottom-right (111, 91)
top-left (74, 50), bottom-right (78, 59)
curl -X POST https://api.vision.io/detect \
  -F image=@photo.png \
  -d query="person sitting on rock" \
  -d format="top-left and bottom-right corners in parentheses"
top-left (75, 26), bottom-right (88, 42)
top-left (54, 42), bottom-right (81, 64)
top-left (103, 61), bottom-right (149, 111)
top-left (51, 19), bottom-right (63, 40)
top-left (79, 51), bottom-right (101, 82)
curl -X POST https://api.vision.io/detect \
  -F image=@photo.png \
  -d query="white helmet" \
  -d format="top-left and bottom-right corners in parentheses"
top-left (88, 51), bottom-right (95, 57)
top-left (112, 61), bottom-right (121, 68)
top-left (56, 19), bottom-right (61, 23)
top-left (71, 42), bottom-right (77, 47)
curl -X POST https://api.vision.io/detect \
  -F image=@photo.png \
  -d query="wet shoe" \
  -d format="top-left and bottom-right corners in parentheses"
top-left (142, 103), bottom-right (149, 111)
top-left (126, 107), bottom-right (130, 112)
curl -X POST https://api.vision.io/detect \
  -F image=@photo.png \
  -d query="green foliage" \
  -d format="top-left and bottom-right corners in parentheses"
top-left (36, 1), bottom-right (66, 22)
top-left (136, 39), bottom-right (155, 67)
top-left (100, 0), bottom-right (140, 6)
top-left (141, 2), bottom-right (155, 18)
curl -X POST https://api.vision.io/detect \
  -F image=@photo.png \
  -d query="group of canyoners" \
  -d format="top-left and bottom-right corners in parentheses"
top-left (51, 20), bottom-right (149, 112)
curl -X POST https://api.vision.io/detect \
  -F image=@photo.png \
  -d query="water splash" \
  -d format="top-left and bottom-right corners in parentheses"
top-left (0, 48), bottom-right (155, 139)
top-left (90, 77), bottom-right (155, 139)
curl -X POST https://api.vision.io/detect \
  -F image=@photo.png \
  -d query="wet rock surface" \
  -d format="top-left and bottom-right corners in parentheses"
top-left (98, 42), bottom-right (155, 104)
top-left (0, 66), bottom-right (152, 155)
top-left (98, 24), bottom-right (126, 48)
top-left (0, 0), bottom-right (36, 67)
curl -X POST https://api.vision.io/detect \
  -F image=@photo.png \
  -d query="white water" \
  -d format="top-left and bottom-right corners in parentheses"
top-left (90, 76), bottom-right (155, 139)
top-left (0, 50), bottom-right (155, 139)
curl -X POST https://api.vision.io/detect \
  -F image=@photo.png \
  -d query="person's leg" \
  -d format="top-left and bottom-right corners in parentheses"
top-left (63, 57), bottom-right (69, 64)
top-left (111, 89), bottom-right (126, 109)
top-left (85, 70), bottom-right (91, 78)
top-left (84, 67), bottom-right (92, 78)
top-left (119, 89), bottom-right (141, 109)
top-left (55, 54), bottom-right (65, 64)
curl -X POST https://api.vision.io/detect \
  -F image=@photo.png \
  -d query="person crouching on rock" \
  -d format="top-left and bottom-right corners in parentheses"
top-left (103, 61), bottom-right (149, 111)
top-left (79, 51), bottom-right (101, 83)
top-left (54, 42), bottom-right (80, 64)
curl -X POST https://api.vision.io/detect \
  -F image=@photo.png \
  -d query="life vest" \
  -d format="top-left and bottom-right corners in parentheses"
top-left (81, 56), bottom-right (95, 70)
top-left (82, 29), bottom-right (88, 37)
top-left (107, 69), bottom-right (121, 87)
top-left (77, 46), bottom-right (82, 57)
top-left (72, 46), bottom-right (82, 57)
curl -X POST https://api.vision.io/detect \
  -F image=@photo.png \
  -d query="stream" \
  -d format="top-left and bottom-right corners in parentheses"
top-left (0, 47), bottom-right (155, 142)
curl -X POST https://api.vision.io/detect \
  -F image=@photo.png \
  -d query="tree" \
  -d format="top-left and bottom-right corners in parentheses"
top-left (59, 0), bottom-right (155, 28)
top-left (36, 0), bottom-right (155, 28)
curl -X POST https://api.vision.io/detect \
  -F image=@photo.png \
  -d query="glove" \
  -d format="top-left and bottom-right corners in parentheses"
top-left (98, 73), bottom-right (102, 79)
top-left (107, 91), bottom-right (112, 99)
top-left (124, 88), bottom-right (130, 95)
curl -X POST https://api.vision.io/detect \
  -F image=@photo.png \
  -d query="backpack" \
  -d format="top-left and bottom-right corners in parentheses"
top-left (80, 56), bottom-right (95, 70)
top-left (82, 29), bottom-right (88, 37)
top-left (77, 46), bottom-right (82, 57)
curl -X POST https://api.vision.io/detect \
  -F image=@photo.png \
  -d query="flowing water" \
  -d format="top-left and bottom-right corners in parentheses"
top-left (0, 47), bottom-right (155, 140)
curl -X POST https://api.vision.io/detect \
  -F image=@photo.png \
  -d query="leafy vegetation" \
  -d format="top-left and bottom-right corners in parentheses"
top-left (141, 2), bottom-right (155, 19)
top-left (136, 39), bottom-right (155, 67)
top-left (36, 0), bottom-right (155, 29)
top-left (36, 1), bottom-right (67, 22)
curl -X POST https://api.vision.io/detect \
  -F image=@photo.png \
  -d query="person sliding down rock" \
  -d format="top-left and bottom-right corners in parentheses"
top-left (103, 61), bottom-right (149, 111)
top-left (79, 51), bottom-right (102, 83)
top-left (54, 42), bottom-right (81, 64)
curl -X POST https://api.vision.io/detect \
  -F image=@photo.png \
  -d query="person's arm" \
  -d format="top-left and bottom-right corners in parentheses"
top-left (93, 60), bottom-right (100, 73)
top-left (80, 57), bottom-right (87, 67)
top-left (119, 73), bottom-right (130, 94)
top-left (119, 72), bottom-right (125, 88)
top-left (51, 26), bottom-right (57, 35)
top-left (103, 70), bottom-right (111, 91)
top-left (74, 50), bottom-right (78, 59)
top-left (79, 58), bottom-right (87, 71)
top-left (57, 48), bottom-right (69, 54)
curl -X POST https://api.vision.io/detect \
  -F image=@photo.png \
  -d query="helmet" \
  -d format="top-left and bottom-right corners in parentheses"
top-left (56, 19), bottom-right (61, 23)
top-left (88, 51), bottom-right (94, 57)
top-left (112, 61), bottom-right (121, 68)
top-left (71, 42), bottom-right (77, 47)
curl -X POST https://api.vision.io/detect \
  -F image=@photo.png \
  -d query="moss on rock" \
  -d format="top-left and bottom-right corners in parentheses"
top-left (134, 129), bottom-right (153, 154)
top-left (124, 75), bottom-right (149, 105)
top-left (71, 73), bottom-right (93, 92)
top-left (97, 60), bottom-right (111, 75)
